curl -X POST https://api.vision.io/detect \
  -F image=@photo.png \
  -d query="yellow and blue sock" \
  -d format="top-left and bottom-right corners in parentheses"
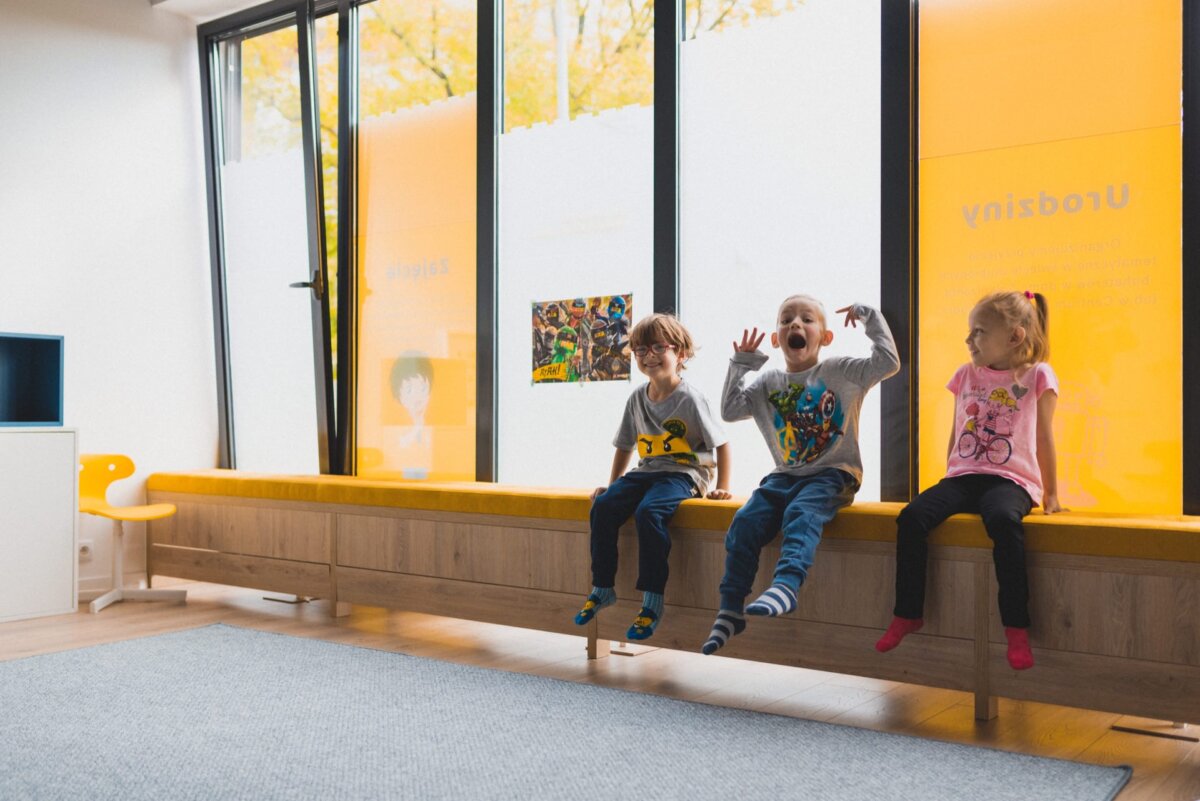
top-left (626, 591), bottom-right (664, 641)
top-left (574, 586), bottom-right (616, 625)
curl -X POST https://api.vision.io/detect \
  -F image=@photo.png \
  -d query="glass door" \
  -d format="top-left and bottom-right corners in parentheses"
top-left (206, 12), bottom-right (334, 473)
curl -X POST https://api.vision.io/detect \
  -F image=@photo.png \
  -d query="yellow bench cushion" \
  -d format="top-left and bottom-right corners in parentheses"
top-left (147, 470), bottom-right (1200, 563)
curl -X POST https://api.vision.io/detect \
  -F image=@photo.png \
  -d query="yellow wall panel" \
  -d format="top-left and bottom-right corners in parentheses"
top-left (919, 0), bottom-right (1182, 512)
top-left (919, 0), bottom-right (1181, 159)
top-left (919, 126), bottom-right (1181, 512)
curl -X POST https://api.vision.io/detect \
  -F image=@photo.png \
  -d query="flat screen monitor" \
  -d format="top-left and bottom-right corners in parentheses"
top-left (0, 333), bottom-right (64, 427)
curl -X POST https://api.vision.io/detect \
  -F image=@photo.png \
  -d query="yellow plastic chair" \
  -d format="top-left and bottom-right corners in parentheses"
top-left (80, 454), bottom-right (186, 614)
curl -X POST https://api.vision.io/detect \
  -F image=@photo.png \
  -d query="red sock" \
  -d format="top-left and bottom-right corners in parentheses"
top-left (875, 616), bottom-right (924, 652)
top-left (1005, 626), bottom-right (1034, 670)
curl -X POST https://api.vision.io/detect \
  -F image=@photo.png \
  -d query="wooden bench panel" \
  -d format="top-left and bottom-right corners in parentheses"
top-left (594, 599), bottom-right (976, 693)
top-left (989, 643), bottom-right (1200, 724)
top-left (154, 501), bottom-right (331, 564)
top-left (1013, 564), bottom-right (1200, 666)
top-left (336, 513), bottom-right (537, 588)
top-left (150, 544), bottom-right (331, 598)
top-left (526, 527), bottom-right (592, 595)
top-left (335, 566), bottom-right (584, 639)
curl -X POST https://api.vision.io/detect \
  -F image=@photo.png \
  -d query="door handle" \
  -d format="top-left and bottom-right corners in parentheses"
top-left (289, 270), bottom-right (325, 301)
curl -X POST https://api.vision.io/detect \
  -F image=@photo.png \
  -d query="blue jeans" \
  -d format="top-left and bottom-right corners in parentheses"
top-left (590, 471), bottom-right (696, 595)
top-left (718, 469), bottom-right (857, 610)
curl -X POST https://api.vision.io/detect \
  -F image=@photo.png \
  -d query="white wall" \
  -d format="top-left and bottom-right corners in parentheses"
top-left (0, 0), bottom-right (217, 593)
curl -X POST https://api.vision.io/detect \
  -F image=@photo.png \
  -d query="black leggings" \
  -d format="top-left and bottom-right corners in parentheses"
top-left (893, 474), bottom-right (1034, 628)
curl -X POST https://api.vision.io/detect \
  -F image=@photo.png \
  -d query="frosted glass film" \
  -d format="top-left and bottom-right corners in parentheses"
top-left (356, 96), bottom-right (477, 482)
top-left (679, 0), bottom-right (882, 499)
top-left (498, 105), bottom-right (654, 488)
top-left (222, 151), bottom-right (320, 474)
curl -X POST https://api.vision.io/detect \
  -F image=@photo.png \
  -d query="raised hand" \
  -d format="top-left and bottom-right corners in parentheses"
top-left (836, 305), bottom-right (861, 328)
top-left (733, 327), bottom-right (766, 354)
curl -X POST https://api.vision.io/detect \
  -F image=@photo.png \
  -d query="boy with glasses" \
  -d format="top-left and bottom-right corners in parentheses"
top-left (574, 313), bottom-right (731, 641)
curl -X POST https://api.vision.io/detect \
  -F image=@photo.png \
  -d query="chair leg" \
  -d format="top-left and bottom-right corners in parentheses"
top-left (90, 519), bottom-right (186, 613)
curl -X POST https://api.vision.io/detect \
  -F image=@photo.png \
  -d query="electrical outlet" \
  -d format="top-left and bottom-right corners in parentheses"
top-left (79, 540), bottom-right (93, 561)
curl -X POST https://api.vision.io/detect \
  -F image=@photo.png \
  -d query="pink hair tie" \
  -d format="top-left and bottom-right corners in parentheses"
top-left (1023, 290), bottom-right (1034, 300)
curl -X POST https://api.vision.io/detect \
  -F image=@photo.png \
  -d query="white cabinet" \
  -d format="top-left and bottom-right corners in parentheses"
top-left (0, 428), bottom-right (78, 622)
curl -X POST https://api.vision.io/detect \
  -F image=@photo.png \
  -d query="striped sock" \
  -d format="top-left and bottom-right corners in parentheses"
top-left (745, 584), bottom-right (798, 617)
top-left (642, 591), bottom-right (664, 618)
top-left (573, 586), bottom-right (616, 625)
top-left (702, 610), bottom-right (746, 655)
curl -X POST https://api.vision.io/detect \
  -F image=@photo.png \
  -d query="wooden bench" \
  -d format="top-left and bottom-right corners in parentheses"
top-left (146, 470), bottom-right (1200, 724)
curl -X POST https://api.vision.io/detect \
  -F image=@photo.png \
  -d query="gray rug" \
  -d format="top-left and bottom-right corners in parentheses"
top-left (0, 624), bottom-right (1130, 801)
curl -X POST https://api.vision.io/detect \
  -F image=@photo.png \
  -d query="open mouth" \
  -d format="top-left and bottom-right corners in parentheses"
top-left (787, 333), bottom-right (807, 349)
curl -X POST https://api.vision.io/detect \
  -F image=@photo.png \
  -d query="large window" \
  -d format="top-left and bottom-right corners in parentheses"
top-left (496, 0), bottom-right (655, 488)
top-left (679, 0), bottom-right (884, 498)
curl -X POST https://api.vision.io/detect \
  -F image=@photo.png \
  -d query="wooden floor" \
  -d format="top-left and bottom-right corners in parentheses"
top-left (3, 580), bottom-right (1198, 801)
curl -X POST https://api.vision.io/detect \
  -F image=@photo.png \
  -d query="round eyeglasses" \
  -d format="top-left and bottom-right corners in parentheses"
top-left (632, 343), bottom-right (676, 358)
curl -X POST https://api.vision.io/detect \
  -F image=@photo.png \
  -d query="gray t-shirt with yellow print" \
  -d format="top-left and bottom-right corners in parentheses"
top-left (614, 380), bottom-right (727, 494)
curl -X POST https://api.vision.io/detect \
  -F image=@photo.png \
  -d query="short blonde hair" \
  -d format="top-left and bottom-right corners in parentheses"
top-left (778, 294), bottom-right (828, 327)
top-left (629, 313), bottom-right (696, 369)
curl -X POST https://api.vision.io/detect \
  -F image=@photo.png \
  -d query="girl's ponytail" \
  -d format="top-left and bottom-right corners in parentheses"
top-left (1028, 292), bottom-right (1049, 364)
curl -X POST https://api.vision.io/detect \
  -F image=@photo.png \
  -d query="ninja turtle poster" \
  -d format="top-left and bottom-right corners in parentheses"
top-left (532, 294), bottom-right (632, 383)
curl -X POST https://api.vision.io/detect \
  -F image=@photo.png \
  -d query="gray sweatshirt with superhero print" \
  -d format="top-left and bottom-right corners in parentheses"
top-left (721, 304), bottom-right (900, 486)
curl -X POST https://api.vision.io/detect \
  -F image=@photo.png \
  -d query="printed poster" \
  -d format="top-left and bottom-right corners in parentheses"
top-left (532, 294), bottom-right (632, 383)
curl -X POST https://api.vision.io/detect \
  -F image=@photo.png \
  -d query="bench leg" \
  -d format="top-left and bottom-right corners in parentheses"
top-left (975, 692), bottom-right (998, 721)
top-left (974, 561), bottom-right (998, 721)
top-left (586, 618), bottom-right (609, 660)
top-left (332, 601), bottom-right (352, 618)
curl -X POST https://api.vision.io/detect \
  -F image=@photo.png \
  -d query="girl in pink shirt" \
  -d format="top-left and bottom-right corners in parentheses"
top-left (875, 291), bottom-right (1063, 670)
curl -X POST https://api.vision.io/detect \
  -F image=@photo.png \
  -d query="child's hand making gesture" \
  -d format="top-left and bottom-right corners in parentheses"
top-left (836, 305), bottom-right (861, 328)
top-left (733, 328), bottom-right (766, 354)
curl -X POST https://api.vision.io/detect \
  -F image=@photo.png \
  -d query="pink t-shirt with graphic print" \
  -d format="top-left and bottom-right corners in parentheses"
top-left (943, 362), bottom-right (1058, 506)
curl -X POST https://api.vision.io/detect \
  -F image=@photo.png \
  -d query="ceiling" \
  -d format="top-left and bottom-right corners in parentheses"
top-left (150, 0), bottom-right (267, 24)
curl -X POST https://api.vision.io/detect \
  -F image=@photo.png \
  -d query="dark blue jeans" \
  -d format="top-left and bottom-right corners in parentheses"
top-left (589, 471), bottom-right (696, 595)
top-left (718, 469), bottom-right (857, 610)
